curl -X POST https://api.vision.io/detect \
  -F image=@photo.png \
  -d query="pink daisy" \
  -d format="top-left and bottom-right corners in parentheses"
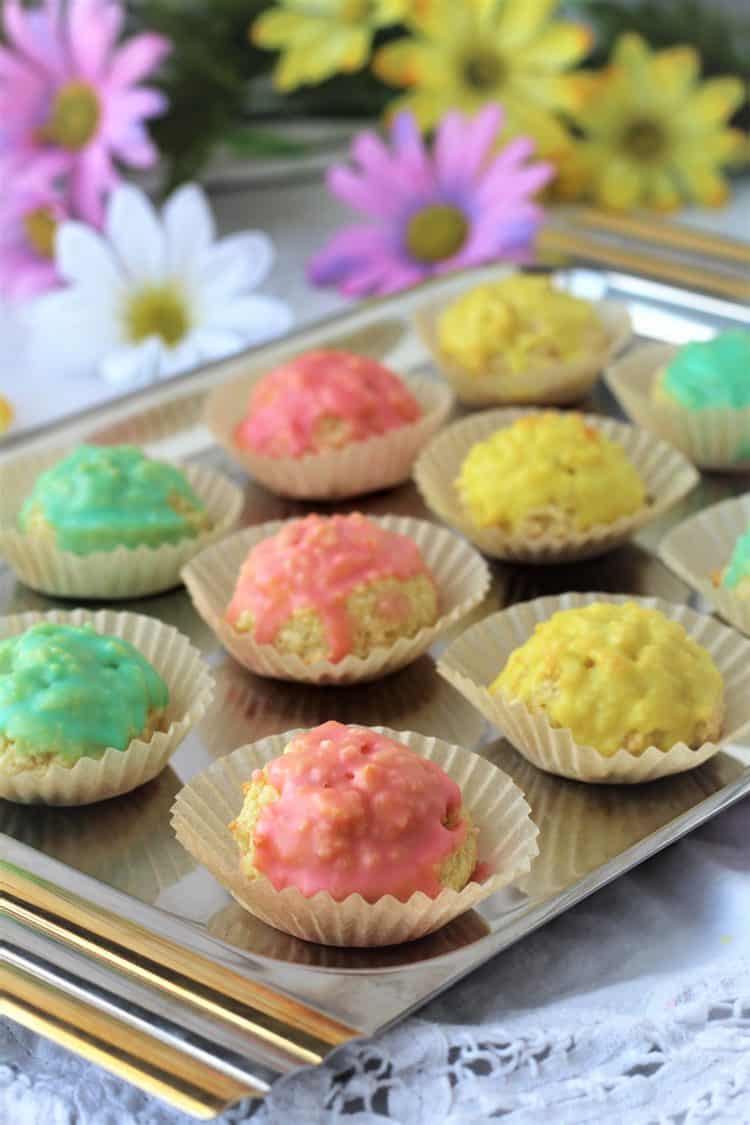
top-left (0, 0), bottom-right (170, 225)
top-left (0, 154), bottom-right (71, 300)
top-left (308, 105), bottom-right (554, 297)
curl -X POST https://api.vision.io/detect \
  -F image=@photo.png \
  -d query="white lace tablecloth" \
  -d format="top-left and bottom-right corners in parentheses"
top-left (3, 180), bottom-right (750, 1123)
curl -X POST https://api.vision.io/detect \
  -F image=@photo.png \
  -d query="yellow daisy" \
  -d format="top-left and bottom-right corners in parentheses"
top-left (558, 33), bottom-right (747, 211)
top-left (373, 0), bottom-right (592, 161)
top-left (252, 0), bottom-right (409, 91)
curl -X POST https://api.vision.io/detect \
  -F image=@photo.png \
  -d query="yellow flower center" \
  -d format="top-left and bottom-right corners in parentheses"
top-left (406, 204), bottom-right (469, 264)
top-left (462, 49), bottom-right (505, 92)
top-left (23, 207), bottom-right (58, 259)
top-left (621, 117), bottom-right (667, 162)
top-left (39, 81), bottom-right (101, 150)
top-left (125, 285), bottom-right (191, 347)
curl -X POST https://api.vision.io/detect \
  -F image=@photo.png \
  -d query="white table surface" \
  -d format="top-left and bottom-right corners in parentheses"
top-left (3, 176), bottom-right (750, 1125)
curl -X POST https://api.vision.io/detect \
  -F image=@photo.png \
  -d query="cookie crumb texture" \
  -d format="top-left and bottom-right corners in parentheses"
top-left (230, 722), bottom-right (477, 902)
top-left (437, 276), bottom-right (606, 379)
top-left (234, 350), bottom-right (421, 458)
top-left (226, 513), bottom-right (439, 663)
top-left (0, 622), bottom-right (169, 772)
top-left (19, 444), bottom-right (210, 555)
top-left (491, 602), bottom-right (723, 756)
top-left (457, 412), bottom-right (645, 534)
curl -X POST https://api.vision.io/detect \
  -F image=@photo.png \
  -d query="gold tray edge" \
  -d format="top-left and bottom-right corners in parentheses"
top-left (1, 961), bottom-right (260, 1119)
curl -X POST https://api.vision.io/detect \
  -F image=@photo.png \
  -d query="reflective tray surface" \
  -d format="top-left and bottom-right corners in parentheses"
top-left (4, 265), bottom-right (750, 1113)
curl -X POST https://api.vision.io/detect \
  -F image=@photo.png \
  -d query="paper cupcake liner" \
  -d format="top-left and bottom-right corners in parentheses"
top-left (0, 608), bottom-right (214, 805)
top-left (181, 515), bottom-right (490, 685)
top-left (414, 408), bottom-right (698, 563)
top-left (204, 368), bottom-right (454, 500)
top-left (208, 900), bottom-right (490, 968)
top-left (413, 292), bottom-right (631, 407)
top-left (438, 593), bottom-right (750, 784)
top-left (659, 493), bottom-right (750, 636)
top-left (605, 343), bottom-right (750, 472)
top-left (0, 448), bottom-right (243, 599)
top-left (171, 726), bottom-right (539, 947)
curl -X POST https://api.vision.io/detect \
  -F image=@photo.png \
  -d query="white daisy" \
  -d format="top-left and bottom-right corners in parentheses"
top-left (33, 183), bottom-right (292, 387)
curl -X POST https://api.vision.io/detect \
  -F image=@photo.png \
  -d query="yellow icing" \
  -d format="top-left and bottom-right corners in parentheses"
top-left (456, 412), bottom-right (645, 531)
top-left (437, 276), bottom-right (601, 378)
top-left (491, 602), bottom-right (723, 756)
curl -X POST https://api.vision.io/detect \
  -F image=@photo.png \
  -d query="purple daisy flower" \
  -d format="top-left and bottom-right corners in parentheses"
top-left (0, 0), bottom-right (170, 226)
top-left (308, 105), bottom-right (554, 298)
top-left (0, 154), bottom-right (71, 300)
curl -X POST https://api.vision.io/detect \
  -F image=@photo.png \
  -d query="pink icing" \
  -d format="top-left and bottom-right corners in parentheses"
top-left (225, 513), bottom-right (436, 663)
top-left (234, 350), bottom-right (421, 458)
top-left (251, 722), bottom-right (468, 902)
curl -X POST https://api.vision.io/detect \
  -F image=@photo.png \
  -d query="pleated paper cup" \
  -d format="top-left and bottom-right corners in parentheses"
top-left (413, 293), bottom-right (631, 406)
top-left (605, 342), bottom-right (750, 472)
top-left (181, 516), bottom-right (490, 685)
top-left (438, 593), bottom-right (750, 784)
top-left (659, 493), bottom-right (750, 636)
top-left (0, 448), bottom-right (243, 599)
top-left (0, 608), bottom-right (214, 805)
top-left (414, 408), bottom-right (698, 563)
top-left (204, 368), bottom-right (453, 500)
top-left (171, 726), bottom-right (539, 947)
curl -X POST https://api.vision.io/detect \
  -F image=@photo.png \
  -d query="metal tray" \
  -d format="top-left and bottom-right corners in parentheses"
top-left (4, 263), bottom-right (750, 1120)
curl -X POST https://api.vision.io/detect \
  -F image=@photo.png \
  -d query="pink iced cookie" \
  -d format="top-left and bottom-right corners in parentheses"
top-left (230, 722), bottom-right (476, 902)
top-left (234, 350), bottom-right (421, 458)
top-left (225, 513), bottom-right (438, 664)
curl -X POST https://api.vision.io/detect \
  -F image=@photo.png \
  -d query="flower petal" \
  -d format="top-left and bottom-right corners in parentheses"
top-left (207, 294), bottom-right (293, 343)
top-left (68, 0), bottom-right (123, 78)
top-left (190, 327), bottom-right (245, 363)
top-left (435, 104), bottom-right (503, 188)
top-left (162, 184), bottom-right (215, 275)
top-left (687, 77), bottom-right (746, 126)
top-left (513, 22), bottom-right (592, 70)
top-left (55, 221), bottom-right (122, 289)
top-left (3, 0), bottom-right (66, 79)
top-left (307, 224), bottom-right (392, 287)
top-left (99, 337), bottom-right (163, 387)
top-left (107, 184), bottom-right (166, 282)
top-left (158, 337), bottom-right (201, 378)
top-left (106, 32), bottom-right (171, 89)
top-left (211, 232), bottom-right (275, 290)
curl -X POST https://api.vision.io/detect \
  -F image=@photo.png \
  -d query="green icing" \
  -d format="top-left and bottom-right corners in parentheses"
top-left (0, 623), bottom-right (169, 762)
top-left (18, 444), bottom-right (207, 555)
top-left (722, 528), bottom-right (750, 590)
top-left (662, 330), bottom-right (750, 410)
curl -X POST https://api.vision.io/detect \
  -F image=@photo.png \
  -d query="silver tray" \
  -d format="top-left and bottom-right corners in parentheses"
top-left (4, 262), bottom-right (750, 1120)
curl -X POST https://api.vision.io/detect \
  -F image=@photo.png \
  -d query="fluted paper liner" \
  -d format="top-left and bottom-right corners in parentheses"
top-left (438, 593), bottom-right (750, 784)
top-left (660, 493), bottom-right (750, 636)
top-left (414, 408), bottom-right (698, 563)
top-left (171, 726), bottom-right (539, 947)
top-left (204, 368), bottom-right (453, 500)
top-left (181, 515), bottom-right (490, 684)
top-left (414, 294), bottom-right (631, 406)
top-left (606, 343), bottom-right (750, 472)
top-left (0, 608), bottom-right (214, 805)
top-left (0, 448), bottom-right (243, 599)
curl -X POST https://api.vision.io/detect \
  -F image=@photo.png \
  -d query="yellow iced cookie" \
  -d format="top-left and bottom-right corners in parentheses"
top-left (456, 412), bottom-right (645, 535)
top-left (437, 276), bottom-right (604, 379)
top-left (491, 602), bottom-right (724, 756)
